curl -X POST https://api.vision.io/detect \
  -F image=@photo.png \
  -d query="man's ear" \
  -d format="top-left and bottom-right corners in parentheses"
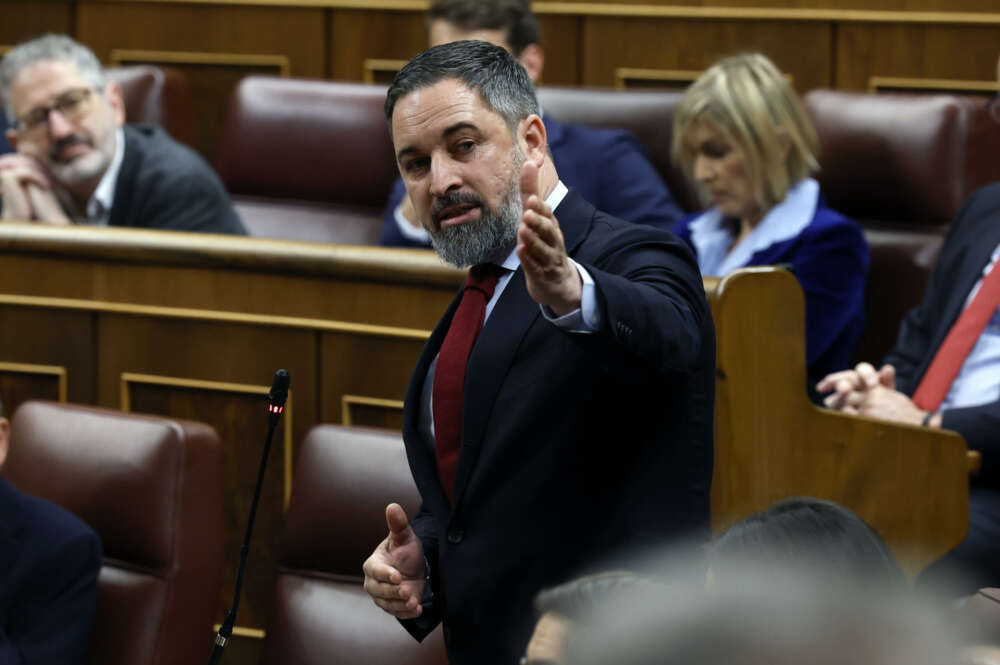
top-left (517, 44), bottom-right (545, 85)
top-left (6, 127), bottom-right (18, 151)
top-left (106, 82), bottom-right (126, 126)
top-left (0, 417), bottom-right (10, 468)
top-left (520, 113), bottom-right (548, 167)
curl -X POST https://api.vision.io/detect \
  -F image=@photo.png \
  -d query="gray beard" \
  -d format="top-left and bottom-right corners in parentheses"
top-left (427, 154), bottom-right (524, 268)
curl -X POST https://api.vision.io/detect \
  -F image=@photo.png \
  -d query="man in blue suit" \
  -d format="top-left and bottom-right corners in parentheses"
top-left (378, 0), bottom-right (683, 247)
top-left (0, 400), bottom-right (102, 663)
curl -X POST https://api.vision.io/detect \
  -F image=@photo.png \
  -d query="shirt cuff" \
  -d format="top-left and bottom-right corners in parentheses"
top-left (541, 259), bottom-right (602, 333)
top-left (394, 201), bottom-right (431, 243)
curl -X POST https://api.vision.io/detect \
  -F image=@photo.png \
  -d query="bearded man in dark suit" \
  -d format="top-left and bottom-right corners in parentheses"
top-left (362, 40), bottom-right (715, 665)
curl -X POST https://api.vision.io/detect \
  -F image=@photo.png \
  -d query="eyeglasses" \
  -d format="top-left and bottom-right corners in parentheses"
top-left (16, 87), bottom-right (96, 136)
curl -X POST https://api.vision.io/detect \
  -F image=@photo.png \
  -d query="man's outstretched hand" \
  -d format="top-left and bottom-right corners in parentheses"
top-left (362, 503), bottom-right (427, 619)
top-left (516, 160), bottom-right (581, 316)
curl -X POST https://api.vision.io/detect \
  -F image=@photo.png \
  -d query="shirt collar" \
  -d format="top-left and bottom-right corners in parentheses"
top-left (85, 127), bottom-right (125, 224)
top-left (688, 177), bottom-right (820, 275)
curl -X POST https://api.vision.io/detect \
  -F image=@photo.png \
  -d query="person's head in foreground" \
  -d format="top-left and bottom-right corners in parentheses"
top-left (426, 0), bottom-right (544, 84)
top-left (0, 34), bottom-right (124, 207)
top-left (521, 571), bottom-right (663, 665)
top-left (672, 52), bottom-right (819, 229)
top-left (567, 562), bottom-right (957, 665)
top-left (385, 39), bottom-right (547, 267)
top-left (710, 496), bottom-right (906, 588)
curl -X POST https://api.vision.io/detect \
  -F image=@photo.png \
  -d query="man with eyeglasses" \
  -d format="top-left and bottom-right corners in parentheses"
top-left (0, 34), bottom-right (245, 234)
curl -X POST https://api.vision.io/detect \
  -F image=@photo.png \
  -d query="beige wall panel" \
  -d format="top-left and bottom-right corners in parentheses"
top-left (0, 0), bottom-right (72, 46)
top-left (320, 330), bottom-right (426, 427)
top-left (0, 306), bottom-right (95, 405)
top-left (328, 9), bottom-right (426, 82)
top-left (581, 16), bottom-right (833, 92)
top-left (836, 23), bottom-right (1000, 91)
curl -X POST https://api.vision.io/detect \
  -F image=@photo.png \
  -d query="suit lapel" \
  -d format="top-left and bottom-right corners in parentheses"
top-left (403, 291), bottom-right (462, 511)
top-left (450, 191), bottom-right (593, 506)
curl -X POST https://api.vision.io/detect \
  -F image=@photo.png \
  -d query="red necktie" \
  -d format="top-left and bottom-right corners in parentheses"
top-left (912, 259), bottom-right (1000, 412)
top-left (433, 264), bottom-right (504, 500)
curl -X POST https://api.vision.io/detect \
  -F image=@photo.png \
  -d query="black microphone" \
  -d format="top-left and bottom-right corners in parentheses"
top-left (208, 369), bottom-right (290, 665)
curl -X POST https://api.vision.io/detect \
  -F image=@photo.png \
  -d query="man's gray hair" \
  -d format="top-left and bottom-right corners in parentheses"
top-left (385, 39), bottom-right (539, 132)
top-left (0, 34), bottom-right (106, 122)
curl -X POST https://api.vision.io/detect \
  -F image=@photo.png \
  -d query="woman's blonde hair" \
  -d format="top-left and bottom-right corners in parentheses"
top-left (672, 53), bottom-right (820, 211)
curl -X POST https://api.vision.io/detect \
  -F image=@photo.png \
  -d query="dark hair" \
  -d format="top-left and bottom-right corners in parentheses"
top-left (711, 496), bottom-right (905, 586)
top-left (534, 571), bottom-right (660, 620)
top-left (426, 0), bottom-right (541, 56)
top-left (385, 40), bottom-right (539, 130)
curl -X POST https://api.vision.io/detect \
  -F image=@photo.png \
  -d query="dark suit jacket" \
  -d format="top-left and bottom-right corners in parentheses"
top-left (378, 114), bottom-right (683, 246)
top-left (0, 115), bottom-right (12, 154)
top-left (0, 477), bottom-right (102, 663)
top-left (109, 125), bottom-right (246, 234)
top-left (884, 182), bottom-right (1000, 487)
top-left (400, 190), bottom-right (715, 665)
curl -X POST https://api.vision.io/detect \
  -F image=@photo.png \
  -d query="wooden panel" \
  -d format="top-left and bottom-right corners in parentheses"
top-left (76, 1), bottom-right (325, 159)
top-left (320, 330), bottom-right (425, 425)
top-left (0, 306), bottom-right (96, 405)
top-left (104, 316), bottom-right (316, 635)
top-left (328, 9), bottom-right (426, 82)
top-left (0, 362), bottom-right (66, 418)
top-left (124, 377), bottom-right (289, 634)
top-left (837, 23), bottom-right (1000, 91)
top-left (536, 14), bottom-right (583, 86)
top-left (0, 0), bottom-right (72, 47)
top-left (581, 16), bottom-right (833, 91)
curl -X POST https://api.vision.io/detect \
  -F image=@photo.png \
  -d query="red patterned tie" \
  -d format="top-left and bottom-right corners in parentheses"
top-left (433, 263), bottom-right (504, 500)
top-left (912, 259), bottom-right (1000, 412)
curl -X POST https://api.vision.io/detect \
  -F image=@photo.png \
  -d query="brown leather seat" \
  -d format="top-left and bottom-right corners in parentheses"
top-left (0, 401), bottom-right (224, 665)
top-left (804, 90), bottom-right (1000, 364)
top-left (105, 65), bottom-right (196, 147)
top-left (259, 424), bottom-right (446, 665)
top-left (537, 86), bottom-right (698, 212)
top-left (215, 77), bottom-right (396, 244)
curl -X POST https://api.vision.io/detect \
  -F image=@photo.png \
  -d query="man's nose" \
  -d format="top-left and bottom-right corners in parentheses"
top-left (429, 157), bottom-right (461, 197)
top-left (46, 109), bottom-right (75, 139)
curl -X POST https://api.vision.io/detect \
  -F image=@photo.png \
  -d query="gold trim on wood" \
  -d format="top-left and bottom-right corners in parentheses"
top-left (104, 1), bottom-right (1000, 25)
top-left (341, 395), bottom-right (405, 426)
top-left (211, 624), bottom-right (267, 640)
top-left (362, 58), bottom-right (407, 84)
top-left (0, 294), bottom-right (432, 341)
top-left (868, 76), bottom-right (998, 95)
top-left (0, 362), bottom-right (68, 402)
top-left (119, 372), bottom-right (295, 507)
top-left (109, 49), bottom-right (291, 77)
top-left (613, 67), bottom-right (701, 90)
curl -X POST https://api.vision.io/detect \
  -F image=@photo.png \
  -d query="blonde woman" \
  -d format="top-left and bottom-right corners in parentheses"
top-left (673, 53), bottom-right (868, 386)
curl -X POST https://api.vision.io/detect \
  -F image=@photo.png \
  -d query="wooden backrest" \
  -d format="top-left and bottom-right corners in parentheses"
top-left (705, 267), bottom-right (969, 575)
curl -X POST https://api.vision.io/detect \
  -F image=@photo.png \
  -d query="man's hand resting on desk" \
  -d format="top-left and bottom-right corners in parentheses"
top-left (362, 503), bottom-right (426, 619)
top-left (0, 154), bottom-right (70, 224)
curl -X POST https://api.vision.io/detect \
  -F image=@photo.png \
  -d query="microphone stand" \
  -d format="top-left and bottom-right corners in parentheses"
top-left (207, 369), bottom-right (289, 665)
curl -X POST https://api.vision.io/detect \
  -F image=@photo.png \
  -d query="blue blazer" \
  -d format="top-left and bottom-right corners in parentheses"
top-left (0, 477), bottom-right (102, 663)
top-left (378, 113), bottom-right (683, 247)
top-left (676, 196), bottom-right (869, 384)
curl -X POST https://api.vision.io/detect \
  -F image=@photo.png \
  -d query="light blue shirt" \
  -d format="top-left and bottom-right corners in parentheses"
top-left (941, 242), bottom-right (1000, 410)
top-left (688, 178), bottom-right (820, 275)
